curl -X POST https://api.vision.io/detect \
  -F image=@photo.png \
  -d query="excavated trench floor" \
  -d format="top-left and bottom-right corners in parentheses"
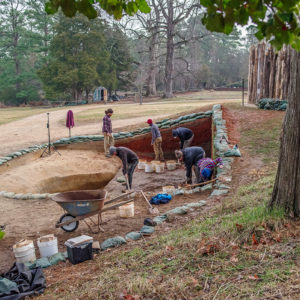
top-left (0, 117), bottom-right (212, 194)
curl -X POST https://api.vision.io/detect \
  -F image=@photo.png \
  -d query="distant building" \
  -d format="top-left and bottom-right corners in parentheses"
top-left (93, 86), bottom-right (108, 102)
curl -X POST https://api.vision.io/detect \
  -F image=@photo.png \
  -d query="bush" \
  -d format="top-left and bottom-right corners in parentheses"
top-left (257, 98), bottom-right (287, 111)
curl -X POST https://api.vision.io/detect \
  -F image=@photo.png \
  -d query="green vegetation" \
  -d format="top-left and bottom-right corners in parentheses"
top-left (0, 107), bottom-right (62, 126)
top-left (42, 107), bottom-right (299, 299)
top-left (75, 97), bottom-right (241, 124)
top-left (241, 113), bottom-right (284, 163)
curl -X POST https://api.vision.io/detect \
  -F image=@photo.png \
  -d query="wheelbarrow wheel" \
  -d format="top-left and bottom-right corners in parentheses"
top-left (59, 213), bottom-right (79, 232)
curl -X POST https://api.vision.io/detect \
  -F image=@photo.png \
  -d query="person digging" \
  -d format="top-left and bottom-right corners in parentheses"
top-left (109, 146), bottom-right (139, 192)
top-left (102, 108), bottom-right (114, 157)
top-left (175, 146), bottom-right (206, 184)
top-left (172, 127), bottom-right (194, 149)
top-left (198, 157), bottom-right (223, 183)
top-left (147, 119), bottom-right (164, 161)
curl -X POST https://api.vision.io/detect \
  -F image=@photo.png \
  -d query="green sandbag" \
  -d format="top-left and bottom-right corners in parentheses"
top-left (210, 189), bottom-right (229, 197)
top-left (101, 236), bottom-right (126, 250)
top-left (173, 189), bottom-right (185, 195)
top-left (153, 214), bottom-right (168, 224)
top-left (185, 202), bottom-right (206, 208)
top-left (140, 225), bottom-right (155, 235)
top-left (0, 277), bottom-right (17, 294)
top-left (125, 232), bottom-right (143, 241)
top-left (117, 176), bottom-right (126, 183)
top-left (25, 257), bottom-right (51, 269)
top-left (166, 206), bottom-right (190, 215)
top-left (201, 183), bottom-right (212, 191)
top-left (48, 252), bottom-right (68, 265)
top-left (216, 184), bottom-right (230, 189)
top-left (224, 147), bottom-right (241, 157)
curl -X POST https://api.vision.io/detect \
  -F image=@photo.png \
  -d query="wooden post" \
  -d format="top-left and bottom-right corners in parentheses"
top-left (242, 79), bottom-right (245, 107)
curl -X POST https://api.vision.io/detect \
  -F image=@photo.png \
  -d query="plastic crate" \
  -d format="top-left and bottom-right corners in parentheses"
top-left (65, 240), bottom-right (93, 265)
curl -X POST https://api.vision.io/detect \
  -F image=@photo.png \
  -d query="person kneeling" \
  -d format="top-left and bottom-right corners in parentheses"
top-left (198, 157), bottom-right (223, 182)
top-left (109, 146), bottom-right (139, 192)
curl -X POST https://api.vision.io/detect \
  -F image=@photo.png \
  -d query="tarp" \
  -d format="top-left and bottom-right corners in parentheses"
top-left (66, 110), bottom-right (75, 128)
top-left (0, 263), bottom-right (46, 300)
top-left (150, 194), bottom-right (172, 205)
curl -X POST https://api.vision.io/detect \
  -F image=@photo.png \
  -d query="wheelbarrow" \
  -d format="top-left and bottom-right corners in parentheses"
top-left (52, 189), bottom-right (135, 233)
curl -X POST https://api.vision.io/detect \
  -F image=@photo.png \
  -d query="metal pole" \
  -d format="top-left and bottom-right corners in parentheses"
top-left (47, 113), bottom-right (51, 154)
top-left (242, 79), bottom-right (245, 107)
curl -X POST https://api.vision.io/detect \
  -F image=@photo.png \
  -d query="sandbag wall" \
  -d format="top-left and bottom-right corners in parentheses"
top-left (248, 42), bottom-right (293, 104)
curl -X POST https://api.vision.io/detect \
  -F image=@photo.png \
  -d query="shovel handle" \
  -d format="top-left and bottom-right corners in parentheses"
top-left (140, 190), bottom-right (153, 209)
top-left (183, 178), bottom-right (217, 189)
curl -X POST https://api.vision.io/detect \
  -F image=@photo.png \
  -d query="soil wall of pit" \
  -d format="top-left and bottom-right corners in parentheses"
top-left (116, 117), bottom-right (212, 159)
top-left (57, 117), bottom-right (212, 159)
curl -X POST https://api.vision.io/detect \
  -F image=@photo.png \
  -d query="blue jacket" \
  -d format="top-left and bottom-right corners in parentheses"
top-left (172, 127), bottom-right (194, 149)
top-left (182, 146), bottom-right (205, 178)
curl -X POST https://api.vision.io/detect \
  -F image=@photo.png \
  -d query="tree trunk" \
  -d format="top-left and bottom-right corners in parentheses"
top-left (269, 49), bottom-right (300, 217)
top-left (164, 0), bottom-right (174, 98)
top-left (146, 32), bottom-right (158, 96)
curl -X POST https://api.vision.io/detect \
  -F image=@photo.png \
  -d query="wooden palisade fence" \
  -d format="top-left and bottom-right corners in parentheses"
top-left (248, 41), bottom-right (293, 104)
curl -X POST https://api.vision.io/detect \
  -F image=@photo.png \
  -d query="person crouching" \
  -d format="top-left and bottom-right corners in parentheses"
top-left (172, 127), bottom-right (194, 149)
top-left (198, 157), bottom-right (223, 182)
top-left (109, 146), bottom-right (139, 192)
top-left (175, 146), bottom-right (205, 184)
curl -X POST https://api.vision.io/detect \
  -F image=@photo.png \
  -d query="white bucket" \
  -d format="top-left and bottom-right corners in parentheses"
top-left (166, 160), bottom-right (177, 170)
top-left (151, 160), bottom-right (161, 165)
top-left (13, 239), bottom-right (36, 263)
top-left (155, 163), bottom-right (165, 173)
top-left (37, 234), bottom-right (58, 258)
top-left (119, 202), bottom-right (134, 218)
top-left (145, 163), bottom-right (154, 173)
top-left (138, 160), bottom-right (147, 170)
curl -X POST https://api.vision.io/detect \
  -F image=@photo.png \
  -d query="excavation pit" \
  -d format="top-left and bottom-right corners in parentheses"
top-left (0, 116), bottom-right (212, 195)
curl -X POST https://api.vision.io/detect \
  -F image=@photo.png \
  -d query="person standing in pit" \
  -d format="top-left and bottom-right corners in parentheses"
top-left (102, 108), bottom-right (114, 157)
top-left (172, 127), bottom-right (194, 149)
top-left (147, 119), bottom-right (164, 161)
top-left (175, 146), bottom-right (206, 184)
top-left (109, 146), bottom-right (139, 192)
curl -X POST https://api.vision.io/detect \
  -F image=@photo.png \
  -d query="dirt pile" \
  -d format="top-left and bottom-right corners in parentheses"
top-left (0, 150), bottom-right (120, 194)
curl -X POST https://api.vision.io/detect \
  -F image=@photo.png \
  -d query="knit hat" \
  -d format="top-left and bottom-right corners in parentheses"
top-left (109, 146), bottom-right (117, 155)
top-left (201, 168), bottom-right (212, 179)
top-left (147, 119), bottom-right (153, 124)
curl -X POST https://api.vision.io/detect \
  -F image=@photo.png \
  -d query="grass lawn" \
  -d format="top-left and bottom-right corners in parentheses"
top-left (0, 91), bottom-right (243, 126)
top-left (0, 107), bottom-right (61, 125)
top-left (75, 98), bottom-right (241, 124)
top-left (40, 106), bottom-right (299, 299)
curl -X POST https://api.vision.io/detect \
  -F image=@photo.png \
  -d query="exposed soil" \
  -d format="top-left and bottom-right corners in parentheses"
top-left (0, 150), bottom-right (120, 194)
top-left (0, 165), bottom-right (209, 273)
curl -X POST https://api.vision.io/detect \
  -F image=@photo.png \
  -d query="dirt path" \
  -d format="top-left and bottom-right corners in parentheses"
top-left (0, 104), bottom-right (168, 156)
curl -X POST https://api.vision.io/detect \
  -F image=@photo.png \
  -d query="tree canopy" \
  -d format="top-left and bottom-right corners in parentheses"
top-left (46, 0), bottom-right (300, 50)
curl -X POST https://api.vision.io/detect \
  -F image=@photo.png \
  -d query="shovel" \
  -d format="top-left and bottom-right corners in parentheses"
top-left (140, 190), bottom-right (160, 215)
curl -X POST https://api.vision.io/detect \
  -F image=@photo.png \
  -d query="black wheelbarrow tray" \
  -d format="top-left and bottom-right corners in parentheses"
top-left (52, 189), bottom-right (135, 232)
